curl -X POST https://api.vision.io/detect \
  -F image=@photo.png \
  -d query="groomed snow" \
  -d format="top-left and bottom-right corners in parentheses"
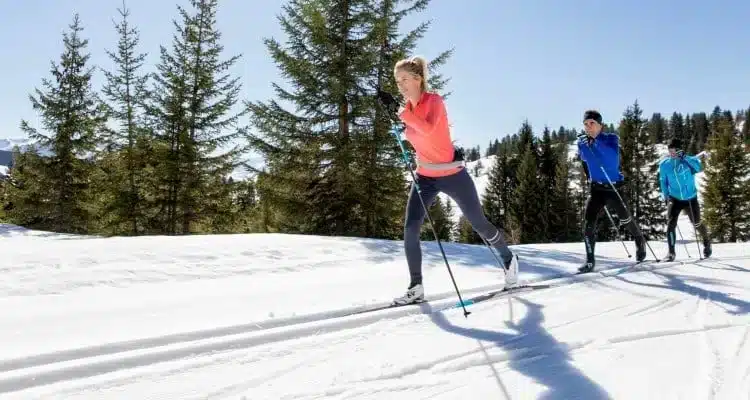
top-left (0, 213), bottom-right (748, 399)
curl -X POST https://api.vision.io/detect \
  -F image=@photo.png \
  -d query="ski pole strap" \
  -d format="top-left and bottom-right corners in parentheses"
top-left (417, 160), bottom-right (465, 170)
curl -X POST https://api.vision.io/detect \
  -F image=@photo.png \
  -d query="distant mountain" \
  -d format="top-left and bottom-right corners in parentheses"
top-left (0, 150), bottom-right (11, 167)
top-left (0, 138), bottom-right (43, 169)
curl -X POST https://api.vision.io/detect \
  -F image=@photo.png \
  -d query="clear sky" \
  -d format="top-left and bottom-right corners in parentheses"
top-left (2, 0), bottom-right (749, 152)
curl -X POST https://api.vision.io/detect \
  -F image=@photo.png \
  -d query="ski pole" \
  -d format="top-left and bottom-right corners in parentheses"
top-left (676, 223), bottom-right (691, 258)
top-left (377, 90), bottom-right (471, 318)
top-left (603, 205), bottom-right (632, 258)
top-left (586, 143), bottom-right (660, 261)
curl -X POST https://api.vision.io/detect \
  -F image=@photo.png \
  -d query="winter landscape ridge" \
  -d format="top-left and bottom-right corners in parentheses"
top-left (0, 205), bottom-right (749, 399)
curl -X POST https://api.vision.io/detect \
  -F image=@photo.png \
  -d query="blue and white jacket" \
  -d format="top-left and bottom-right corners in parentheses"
top-left (658, 155), bottom-right (702, 201)
top-left (577, 132), bottom-right (624, 184)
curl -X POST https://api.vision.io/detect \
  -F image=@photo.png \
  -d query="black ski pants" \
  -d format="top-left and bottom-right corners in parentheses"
top-left (666, 196), bottom-right (709, 252)
top-left (582, 182), bottom-right (643, 262)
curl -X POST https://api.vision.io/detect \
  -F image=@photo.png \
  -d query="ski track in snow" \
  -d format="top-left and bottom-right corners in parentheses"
top-left (1, 222), bottom-right (750, 399)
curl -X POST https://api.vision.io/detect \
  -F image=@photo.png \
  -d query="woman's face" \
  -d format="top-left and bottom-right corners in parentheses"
top-left (395, 69), bottom-right (422, 100)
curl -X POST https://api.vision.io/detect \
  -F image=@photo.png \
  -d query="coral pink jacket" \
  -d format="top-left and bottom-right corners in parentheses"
top-left (398, 91), bottom-right (462, 178)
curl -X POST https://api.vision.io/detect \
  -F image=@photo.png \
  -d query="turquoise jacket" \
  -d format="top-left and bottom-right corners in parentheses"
top-left (658, 155), bottom-right (703, 201)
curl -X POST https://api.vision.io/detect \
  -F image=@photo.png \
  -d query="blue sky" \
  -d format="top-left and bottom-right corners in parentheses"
top-left (2, 0), bottom-right (749, 152)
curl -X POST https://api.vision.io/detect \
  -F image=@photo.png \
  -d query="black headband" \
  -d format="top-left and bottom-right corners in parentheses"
top-left (583, 110), bottom-right (602, 124)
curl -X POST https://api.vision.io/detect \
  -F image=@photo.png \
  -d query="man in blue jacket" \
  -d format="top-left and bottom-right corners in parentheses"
top-left (658, 137), bottom-right (711, 260)
top-left (577, 110), bottom-right (647, 273)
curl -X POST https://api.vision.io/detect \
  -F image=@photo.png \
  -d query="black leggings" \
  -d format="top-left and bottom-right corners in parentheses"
top-left (404, 168), bottom-right (512, 287)
top-left (582, 184), bottom-right (643, 260)
top-left (666, 196), bottom-right (709, 251)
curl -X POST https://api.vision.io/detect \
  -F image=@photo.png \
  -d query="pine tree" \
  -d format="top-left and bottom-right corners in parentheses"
top-left (97, 2), bottom-right (151, 235)
top-left (647, 113), bottom-right (667, 145)
top-left (245, 0), bottom-right (368, 235)
top-left (617, 101), bottom-right (662, 240)
top-left (702, 114), bottom-right (750, 242)
top-left (668, 112), bottom-right (686, 146)
top-left (690, 112), bottom-right (710, 153)
top-left (246, 0), bottom-right (449, 237)
top-left (360, 0), bottom-right (451, 239)
top-left (741, 108), bottom-right (750, 146)
top-left (481, 149), bottom-right (512, 242)
top-left (457, 215), bottom-right (483, 244)
top-left (420, 196), bottom-right (453, 241)
top-left (510, 146), bottom-right (543, 243)
top-left (147, 0), bottom-right (247, 234)
top-left (538, 127), bottom-right (557, 241)
top-left (549, 143), bottom-right (579, 242)
top-left (8, 15), bottom-right (106, 233)
top-left (636, 123), bottom-right (664, 239)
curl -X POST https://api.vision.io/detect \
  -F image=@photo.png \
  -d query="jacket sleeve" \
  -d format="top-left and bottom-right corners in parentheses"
top-left (658, 164), bottom-right (668, 197)
top-left (683, 155), bottom-right (703, 174)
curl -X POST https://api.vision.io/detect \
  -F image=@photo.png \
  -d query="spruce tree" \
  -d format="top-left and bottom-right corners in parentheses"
top-left (636, 123), bottom-right (664, 239)
top-left (510, 146), bottom-right (543, 243)
top-left (668, 112), bottom-right (686, 146)
top-left (246, 0), bottom-right (370, 235)
top-left (360, 0), bottom-right (451, 239)
top-left (147, 0), bottom-right (247, 234)
top-left (9, 15), bottom-right (106, 233)
top-left (420, 196), bottom-right (454, 241)
top-left (246, 0), bottom-right (449, 237)
top-left (481, 149), bottom-right (512, 242)
top-left (690, 112), bottom-right (710, 153)
top-left (538, 127), bottom-right (557, 241)
top-left (702, 114), bottom-right (750, 242)
top-left (98, 2), bottom-right (151, 235)
top-left (457, 215), bottom-right (483, 244)
top-left (549, 143), bottom-right (579, 242)
top-left (741, 108), bottom-right (750, 146)
top-left (647, 113), bottom-right (667, 145)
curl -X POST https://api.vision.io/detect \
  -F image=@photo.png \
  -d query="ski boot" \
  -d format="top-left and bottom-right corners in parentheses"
top-left (664, 252), bottom-right (675, 262)
top-left (703, 242), bottom-right (712, 258)
top-left (393, 284), bottom-right (424, 305)
top-left (579, 237), bottom-right (596, 273)
top-left (578, 261), bottom-right (595, 274)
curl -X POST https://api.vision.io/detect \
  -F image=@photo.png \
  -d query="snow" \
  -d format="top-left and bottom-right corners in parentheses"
top-left (0, 213), bottom-right (748, 399)
top-left (0, 165), bottom-right (7, 176)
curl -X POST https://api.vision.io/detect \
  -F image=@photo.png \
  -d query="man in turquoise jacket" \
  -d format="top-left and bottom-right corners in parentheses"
top-left (658, 137), bottom-right (712, 260)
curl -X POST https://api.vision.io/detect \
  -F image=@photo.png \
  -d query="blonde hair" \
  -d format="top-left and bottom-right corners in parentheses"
top-left (394, 56), bottom-right (428, 92)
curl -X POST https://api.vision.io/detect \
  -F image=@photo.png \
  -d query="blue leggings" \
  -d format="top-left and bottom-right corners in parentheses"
top-left (404, 168), bottom-right (512, 287)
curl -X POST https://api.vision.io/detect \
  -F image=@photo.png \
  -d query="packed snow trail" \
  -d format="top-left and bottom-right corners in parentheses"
top-left (1, 223), bottom-right (749, 399)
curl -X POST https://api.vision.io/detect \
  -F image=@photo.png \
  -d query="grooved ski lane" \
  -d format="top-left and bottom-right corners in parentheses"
top-left (1, 223), bottom-right (749, 399)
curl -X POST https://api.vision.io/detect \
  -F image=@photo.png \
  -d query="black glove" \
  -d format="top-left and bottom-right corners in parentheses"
top-left (677, 150), bottom-right (685, 158)
top-left (377, 89), bottom-right (400, 116)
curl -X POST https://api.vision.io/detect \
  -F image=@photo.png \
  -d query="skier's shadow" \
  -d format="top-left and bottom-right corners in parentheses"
top-left (615, 269), bottom-right (750, 315)
top-left (426, 298), bottom-right (612, 400)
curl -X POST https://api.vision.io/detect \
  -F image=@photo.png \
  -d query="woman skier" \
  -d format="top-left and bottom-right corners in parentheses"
top-left (383, 56), bottom-right (519, 305)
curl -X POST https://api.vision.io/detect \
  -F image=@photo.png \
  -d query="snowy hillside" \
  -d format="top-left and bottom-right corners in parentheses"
top-left (0, 219), bottom-right (748, 398)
